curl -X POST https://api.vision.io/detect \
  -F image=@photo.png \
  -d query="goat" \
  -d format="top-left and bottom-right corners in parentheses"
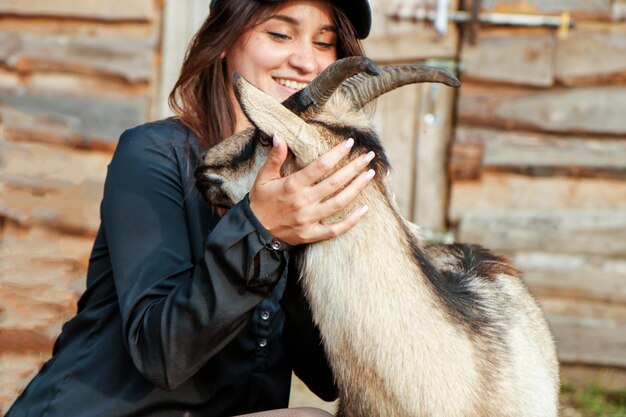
top-left (196, 56), bottom-right (559, 417)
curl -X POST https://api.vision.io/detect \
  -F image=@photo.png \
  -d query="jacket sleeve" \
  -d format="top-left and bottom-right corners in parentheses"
top-left (281, 251), bottom-right (339, 402)
top-left (102, 126), bottom-right (287, 390)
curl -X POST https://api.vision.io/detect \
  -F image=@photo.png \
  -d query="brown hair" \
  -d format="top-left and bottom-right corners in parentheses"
top-left (169, 0), bottom-right (365, 150)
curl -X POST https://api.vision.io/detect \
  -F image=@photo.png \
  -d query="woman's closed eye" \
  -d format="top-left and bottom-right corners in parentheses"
top-left (267, 31), bottom-right (291, 41)
top-left (314, 40), bottom-right (336, 49)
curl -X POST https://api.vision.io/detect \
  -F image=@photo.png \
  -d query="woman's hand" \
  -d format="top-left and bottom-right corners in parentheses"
top-left (249, 134), bottom-right (375, 246)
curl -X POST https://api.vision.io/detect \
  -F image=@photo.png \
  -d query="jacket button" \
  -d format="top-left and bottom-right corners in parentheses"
top-left (260, 310), bottom-right (270, 321)
top-left (258, 338), bottom-right (267, 348)
top-left (270, 240), bottom-right (281, 250)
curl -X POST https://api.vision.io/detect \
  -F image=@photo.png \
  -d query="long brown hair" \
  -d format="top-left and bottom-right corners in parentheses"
top-left (169, 0), bottom-right (365, 150)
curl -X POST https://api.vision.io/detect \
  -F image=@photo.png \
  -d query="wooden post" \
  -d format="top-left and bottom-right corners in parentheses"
top-left (413, 78), bottom-right (457, 236)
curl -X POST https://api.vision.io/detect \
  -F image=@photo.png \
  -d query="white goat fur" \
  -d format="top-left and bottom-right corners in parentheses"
top-left (198, 66), bottom-right (559, 417)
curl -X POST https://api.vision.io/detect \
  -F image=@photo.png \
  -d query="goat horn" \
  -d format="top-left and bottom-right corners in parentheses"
top-left (285, 56), bottom-right (380, 117)
top-left (341, 65), bottom-right (461, 110)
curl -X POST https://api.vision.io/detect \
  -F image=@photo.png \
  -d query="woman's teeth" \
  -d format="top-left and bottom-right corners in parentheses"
top-left (275, 78), bottom-right (308, 90)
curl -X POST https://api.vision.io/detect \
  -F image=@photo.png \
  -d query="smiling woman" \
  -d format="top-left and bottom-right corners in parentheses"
top-left (224, 1), bottom-right (339, 111)
top-left (4, 1), bottom-right (372, 417)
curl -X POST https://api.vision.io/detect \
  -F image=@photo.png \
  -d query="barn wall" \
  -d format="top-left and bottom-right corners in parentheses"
top-left (2, 0), bottom-right (626, 414)
top-left (0, 1), bottom-right (161, 412)
top-left (449, 0), bottom-right (626, 383)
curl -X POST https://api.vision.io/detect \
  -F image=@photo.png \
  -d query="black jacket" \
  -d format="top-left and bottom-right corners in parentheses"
top-left (7, 119), bottom-right (336, 417)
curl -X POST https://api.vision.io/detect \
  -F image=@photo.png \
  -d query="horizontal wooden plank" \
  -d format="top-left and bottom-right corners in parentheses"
top-left (367, 0), bottom-right (459, 37)
top-left (513, 252), bottom-right (626, 303)
top-left (364, 29), bottom-right (459, 62)
top-left (540, 297), bottom-right (626, 368)
top-left (458, 84), bottom-right (626, 135)
top-left (561, 364), bottom-right (626, 391)
top-left (0, 88), bottom-right (149, 147)
top-left (0, 0), bottom-right (155, 21)
top-left (0, 30), bottom-right (156, 82)
top-left (549, 313), bottom-right (626, 367)
top-left (2, 223), bottom-right (94, 269)
top-left (456, 210), bottom-right (626, 256)
top-left (450, 126), bottom-right (626, 179)
top-left (556, 23), bottom-right (626, 85)
top-left (364, 0), bottom-right (460, 61)
top-left (480, 0), bottom-right (612, 19)
top-left (1, 139), bottom-right (110, 186)
top-left (0, 353), bottom-right (45, 414)
top-left (449, 173), bottom-right (626, 222)
top-left (461, 28), bottom-right (555, 87)
top-left (1, 182), bottom-right (103, 234)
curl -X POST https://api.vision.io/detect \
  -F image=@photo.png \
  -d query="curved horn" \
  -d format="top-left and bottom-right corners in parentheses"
top-left (340, 65), bottom-right (461, 111)
top-left (284, 56), bottom-right (380, 117)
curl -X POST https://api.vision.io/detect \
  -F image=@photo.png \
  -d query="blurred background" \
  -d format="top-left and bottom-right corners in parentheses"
top-left (0, 0), bottom-right (625, 415)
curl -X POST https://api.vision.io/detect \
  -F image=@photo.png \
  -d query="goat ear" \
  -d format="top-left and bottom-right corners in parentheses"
top-left (234, 73), bottom-right (323, 162)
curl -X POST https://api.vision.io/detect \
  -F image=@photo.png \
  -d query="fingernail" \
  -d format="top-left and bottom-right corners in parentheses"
top-left (345, 138), bottom-right (354, 149)
top-left (364, 169), bottom-right (375, 180)
top-left (273, 134), bottom-right (280, 147)
top-left (357, 205), bottom-right (369, 217)
top-left (363, 151), bottom-right (375, 163)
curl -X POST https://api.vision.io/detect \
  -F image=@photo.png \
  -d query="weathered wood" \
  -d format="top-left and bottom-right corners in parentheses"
top-left (478, 0), bottom-right (612, 19)
top-left (364, 0), bottom-right (460, 62)
top-left (549, 313), bottom-right (626, 367)
top-left (371, 83), bottom-right (420, 219)
top-left (513, 251), bottom-right (626, 303)
top-left (0, 139), bottom-right (106, 233)
top-left (0, 89), bottom-right (149, 147)
top-left (541, 298), bottom-right (626, 368)
top-left (615, 0), bottom-right (626, 20)
top-left (449, 173), bottom-right (626, 222)
top-left (1, 182), bottom-right (103, 234)
top-left (1, 139), bottom-right (110, 186)
top-left (461, 28), bottom-right (555, 87)
top-left (2, 223), bottom-right (94, 269)
top-left (0, 0), bottom-right (155, 21)
top-left (450, 126), bottom-right (626, 178)
top-left (364, 29), bottom-right (459, 62)
top-left (556, 22), bottom-right (626, 85)
top-left (448, 140), bottom-right (483, 181)
top-left (456, 210), bottom-right (626, 256)
top-left (458, 84), bottom-right (626, 135)
top-left (0, 30), bottom-right (156, 82)
top-left (0, 353), bottom-right (45, 414)
top-left (561, 364), bottom-right (626, 391)
top-left (414, 83), bottom-right (456, 230)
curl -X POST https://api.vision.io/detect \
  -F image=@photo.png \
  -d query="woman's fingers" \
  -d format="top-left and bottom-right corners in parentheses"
top-left (305, 204), bottom-right (370, 243)
top-left (315, 168), bottom-right (375, 221)
top-left (291, 138), bottom-right (355, 187)
top-left (313, 150), bottom-right (375, 201)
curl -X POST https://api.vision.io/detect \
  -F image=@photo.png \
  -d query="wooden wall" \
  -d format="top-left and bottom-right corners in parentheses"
top-left (0, 1), bottom-right (160, 413)
top-left (1, 0), bottom-right (625, 414)
top-left (449, 0), bottom-right (626, 385)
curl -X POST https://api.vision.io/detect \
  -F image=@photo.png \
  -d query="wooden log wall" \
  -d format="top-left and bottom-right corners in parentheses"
top-left (450, 0), bottom-right (626, 386)
top-left (0, 1), bottom-right (160, 413)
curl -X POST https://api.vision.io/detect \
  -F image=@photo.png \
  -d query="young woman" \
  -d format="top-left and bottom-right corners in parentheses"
top-left (6, 1), bottom-right (372, 416)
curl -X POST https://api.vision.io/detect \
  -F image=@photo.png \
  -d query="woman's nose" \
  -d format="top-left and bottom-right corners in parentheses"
top-left (288, 44), bottom-right (317, 74)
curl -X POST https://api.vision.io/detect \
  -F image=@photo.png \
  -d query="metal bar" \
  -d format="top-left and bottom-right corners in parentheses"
top-left (388, 10), bottom-right (575, 29)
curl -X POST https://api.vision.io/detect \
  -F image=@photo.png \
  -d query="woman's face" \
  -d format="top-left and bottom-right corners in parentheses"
top-left (225, 0), bottom-right (338, 127)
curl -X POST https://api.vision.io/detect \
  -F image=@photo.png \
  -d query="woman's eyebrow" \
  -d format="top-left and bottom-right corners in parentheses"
top-left (267, 14), bottom-right (337, 32)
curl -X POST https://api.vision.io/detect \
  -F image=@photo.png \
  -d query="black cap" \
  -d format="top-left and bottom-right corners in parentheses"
top-left (209, 0), bottom-right (372, 39)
